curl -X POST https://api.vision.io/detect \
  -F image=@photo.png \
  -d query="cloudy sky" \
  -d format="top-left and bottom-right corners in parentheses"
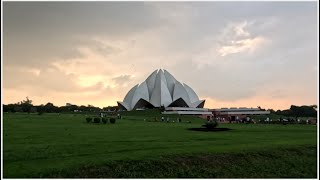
top-left (3, 2), bottom-right (318, 110)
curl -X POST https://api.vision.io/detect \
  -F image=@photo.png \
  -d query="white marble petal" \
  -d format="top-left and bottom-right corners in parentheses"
top-left (190, 100), bottom-right (205, 108)
top-left (117, 101), bottom-right (129, 110)
top-left (163, 69), bottom-right (177, 98)
top-left (173, 81), bottom-right (191, 106)
top-left (145, 69), bottom-right (158, 99)
top-left (131, 81), bottom-right (149, 109)
top-left (150, 69), bottom-right (172, 107)
top-left (183, 83), bottom-right (200, 103)
top-left (122, 84), bottom-right (138, 110)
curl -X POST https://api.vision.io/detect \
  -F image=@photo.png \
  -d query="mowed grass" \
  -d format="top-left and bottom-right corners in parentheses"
top-left (3, 112), bottom-right (317, 178)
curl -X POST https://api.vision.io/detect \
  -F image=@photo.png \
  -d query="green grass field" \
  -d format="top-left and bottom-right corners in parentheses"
top-left (3, 112), bottom-right (318, 178)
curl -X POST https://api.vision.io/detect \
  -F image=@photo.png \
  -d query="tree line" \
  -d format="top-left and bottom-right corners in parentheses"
top-left (3, 97), bottom-right (119, 114)
top-left (265, 105), bottom-right (317, 118)
top-left (2, 97), bottom-right (317, 118)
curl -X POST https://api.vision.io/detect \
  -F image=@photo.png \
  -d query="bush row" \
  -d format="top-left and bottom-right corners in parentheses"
top-left (86, 117), bottom-right (116, 124)
top-left (259, 120), bottom-right (309, 124)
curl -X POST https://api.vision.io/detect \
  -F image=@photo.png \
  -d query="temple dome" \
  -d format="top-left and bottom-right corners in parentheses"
top-left (117, 69), bottom-right (205, 111)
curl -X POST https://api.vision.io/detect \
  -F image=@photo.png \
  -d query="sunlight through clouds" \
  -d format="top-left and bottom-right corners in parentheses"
top-left (3, 2), bottom-right (317, 109)
top-left (218, 36), bottom-right (266, 56)
top-left (217, 21), bottom-right (267, 56)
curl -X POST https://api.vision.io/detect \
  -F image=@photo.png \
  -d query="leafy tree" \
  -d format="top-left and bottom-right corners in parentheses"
top-left (103, 106), bottom-right (119, 112)
top-left (275, 105), bottom-right (317, 118)
top-left (3, 104), bottom-right (16, 112)
top-left (257, 106), bottom-right (266, 111)
top-left (36, 105), bottom-right (45, 115)
top-left (311, 105), bottom-right (317, 110)
top-left (44, 102), bottom-right (54, 113)
top-left (14, 106), bottom-right (23, 112)
top-left (290, 105), bottom-right (317, 118)
top-left (267, 109), bottom-right (275, 113)
top-left (20, 97), bottom-right (33, 113)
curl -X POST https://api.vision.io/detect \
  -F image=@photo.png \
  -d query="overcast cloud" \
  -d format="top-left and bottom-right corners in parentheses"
top-left (3, 2), bottom-right (318, 110)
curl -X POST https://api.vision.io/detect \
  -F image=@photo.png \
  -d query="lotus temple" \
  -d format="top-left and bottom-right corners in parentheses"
top-left (117, 69), bottom-right (270, 119)
top-left (117, 69), bottom-right (205, 111)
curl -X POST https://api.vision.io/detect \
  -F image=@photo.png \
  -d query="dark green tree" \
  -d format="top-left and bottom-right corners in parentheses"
top-left (290, 105), bottom-right (317, 118)
top-left (20, 97), bottom-right (33, 113)
top-left (267, 109), bottom-right (275, 113)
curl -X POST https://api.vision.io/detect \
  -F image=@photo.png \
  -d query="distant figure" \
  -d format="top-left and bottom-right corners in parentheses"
top-left (179, 118), bottom-right (181, 123)
top-left (246, 117), bottom-right (250, 123)
top-left (161, 116), bottom-right (164, 122)
top-left (166, 117), bottom-right (170, 122)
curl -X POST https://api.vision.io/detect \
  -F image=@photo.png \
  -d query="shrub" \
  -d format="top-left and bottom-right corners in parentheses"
top-left (86, 117), bottom-right (92, 123)
top-left (102, 118), bottom-right (107, 124)
top-left (110, 118), bottom-right (116, 124)
top-left (203, 121), bottom-right (218, 130)
top-left (93, 117), bottom-right (101, 123)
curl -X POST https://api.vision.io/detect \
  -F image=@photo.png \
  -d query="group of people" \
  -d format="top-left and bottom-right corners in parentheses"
top-left (212, 116), bottom-right (255, 124)
top-left (215, 117), bottom-right (226, 122)
top-left (159, 116), bottom-right (182, 123)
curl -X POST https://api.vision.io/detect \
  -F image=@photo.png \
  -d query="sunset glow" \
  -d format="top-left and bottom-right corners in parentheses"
top-left (3, 2), bottom-right (318, 110)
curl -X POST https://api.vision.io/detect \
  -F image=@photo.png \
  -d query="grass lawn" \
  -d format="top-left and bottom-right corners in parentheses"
top-left (3, 112), bottom-right (317, 178)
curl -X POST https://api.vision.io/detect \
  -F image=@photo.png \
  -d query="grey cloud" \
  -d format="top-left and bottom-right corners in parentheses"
top-left (3, 35), bottom-right (86, 68)
top-left (4, 2), bottom-right (164, 37)
top-left (3, 2), bottom-right (164, 68)
top-left (88, 39), bottom-right (122, 57)
top-left (4, 2), bottom-right (316, 68)
top-left (171, 59), bottom-right (258, 101)
top-left (112, 75), bottom-right (133, 87)
top-left (3, 2), bottom-right (317, 106)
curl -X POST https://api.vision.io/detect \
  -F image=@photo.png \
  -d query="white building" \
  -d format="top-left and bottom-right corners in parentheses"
top-left (211, 107), bottom-right (270, 121)
top-left (162, 107), bottom-right (213, 118)
top-left (117, 69), bottom-right (205, 111)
